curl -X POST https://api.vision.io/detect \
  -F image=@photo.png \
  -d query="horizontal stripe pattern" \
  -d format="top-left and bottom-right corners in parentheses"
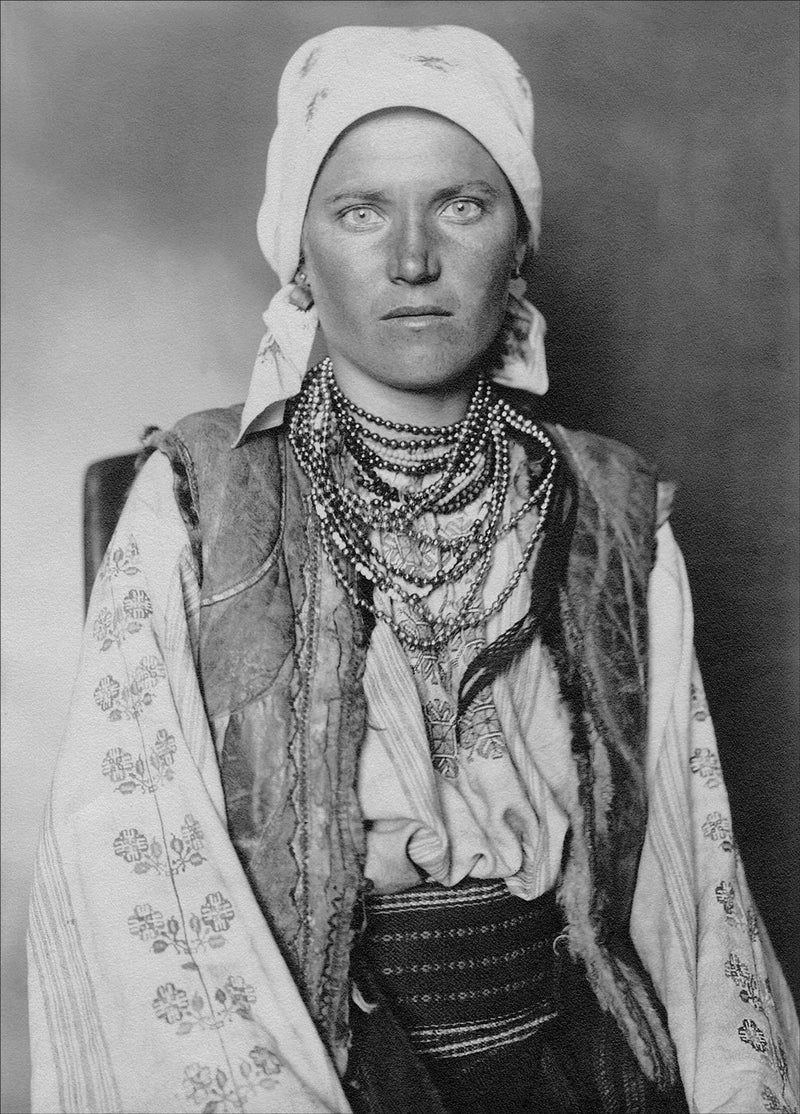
top-left (361, 879), bottom-right (562, 1059)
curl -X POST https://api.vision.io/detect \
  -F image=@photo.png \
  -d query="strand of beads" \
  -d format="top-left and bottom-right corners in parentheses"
top-left (325, 360), bottom-right (495, 520)
top-left (309, 360), bottom-right (506, 567)
top-left (287, 360), bottom-right (557, 651)
top-left (334, 368), bottom-right (508, 592)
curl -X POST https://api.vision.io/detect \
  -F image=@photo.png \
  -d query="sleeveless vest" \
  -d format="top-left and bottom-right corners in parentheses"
top-left (149, 403), bottom-right (677, 1086)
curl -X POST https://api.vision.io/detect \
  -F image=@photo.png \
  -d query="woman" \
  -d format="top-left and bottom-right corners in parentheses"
top-left (28, 24), bottom-right (798, 1114)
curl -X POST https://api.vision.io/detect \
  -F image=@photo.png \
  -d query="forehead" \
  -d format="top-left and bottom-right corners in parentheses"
top-left (312, 108), bottom-right (511, 193)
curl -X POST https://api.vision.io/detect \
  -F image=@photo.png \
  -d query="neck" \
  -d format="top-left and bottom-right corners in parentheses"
top-left (328, 359), bottom-right (479, 427)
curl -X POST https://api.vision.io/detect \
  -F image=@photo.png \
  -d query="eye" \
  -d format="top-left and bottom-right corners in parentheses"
top-left (440, 198), bottom-right (484, 223)
top-left (340, 206), bottom-right (384, 229)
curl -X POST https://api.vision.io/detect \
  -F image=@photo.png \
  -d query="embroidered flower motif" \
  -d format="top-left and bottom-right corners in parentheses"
top-left (92, 589), bottom-right (153, 650)
top-left (170, 815), bottom-right (207, 872)
top-left (701, 811), bottom-right (734, 852)
top-left (92, 608), bottom-right (116, 646)
top-left (94, 657), bottom-right (166, 720)
top-left (714, 882), bottom-right (765, 944)
top-left (100, 730), bottom-right (176, 795)
top-left (715, 880), bottom-right (736, 915)
top-left (689, 747), bottom-right (722, 788)
top-left (113, 827), bottom-right (163, 874)
top-left (113, 828), bottom-right (149, 863)
top-left (152, 982), bottom-right (189, 1024)
top-left (122, 588), bottom-right (153, 621)
top-left (101, 747), bottom-right (133, 783)
top-left (224, 975), bottom-right (257, 1012)
top-left (738, 1018), bottom-right (768, 1053)
top-left (127, 903), bottom-right (165, 941)
top-left (201, 892), bottom-right (235, 933)
top-left (114, 814), bottom-right (206, 876)
top-left (99, 537), bottom-right (140, 581)
top-left (181, 1048), bottom-right (282, 1108)
top-left (94, 676), bottom-right (121, 712)
top-left (249, 1044), bottom-right (282, 1075)
top-left (181, 814), bottom-right (204, 852)
top-left (182, 1063), bottom-right (214, 1103)
top-left (725, 952), bottom-right (749, 984)
top-left (131, 655), bottom-right (166, 699)
top-left (130, 895), bottom-right (234, 956)
top-left (725, 952), bottom-right (764, 1009)
top-left (153, 976), bottom-right (257, 1033)
top-left (739, 978), bottom-right (765, 1009)
top-left (153, 728), bottom-right (177, 767)
top-left (167, 833), bottom-right (195, 871)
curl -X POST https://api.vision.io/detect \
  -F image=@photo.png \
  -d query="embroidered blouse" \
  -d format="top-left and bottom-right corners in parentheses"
top-left (27, 450), bottom-right (799, 1114)
top-left (358, 441), bottom-right (575, 898)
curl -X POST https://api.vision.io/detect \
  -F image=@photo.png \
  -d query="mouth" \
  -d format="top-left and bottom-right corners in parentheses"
top-left (380, 305), bottom-right (454, 320)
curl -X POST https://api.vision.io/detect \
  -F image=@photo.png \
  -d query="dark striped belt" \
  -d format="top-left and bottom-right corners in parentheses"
top-left (359, 878), bottom-right (565, 1060)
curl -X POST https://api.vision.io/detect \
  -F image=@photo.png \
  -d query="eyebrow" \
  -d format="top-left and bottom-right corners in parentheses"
top-left (322, 180), bottom-right (502, 206)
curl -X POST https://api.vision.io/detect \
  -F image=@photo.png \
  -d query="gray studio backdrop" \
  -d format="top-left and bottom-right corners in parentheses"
top-left (2, 2), bottom-right (797, 1111)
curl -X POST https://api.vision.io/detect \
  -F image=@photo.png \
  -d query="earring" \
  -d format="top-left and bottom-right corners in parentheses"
top-left (509, 260), bottom-right (526, 301)
top-left (289, 269), bottom-right (314, 311)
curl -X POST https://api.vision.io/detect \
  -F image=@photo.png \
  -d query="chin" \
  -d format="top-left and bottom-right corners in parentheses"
top-left (378, 352), bottom-right (482, 393)
top-left (386, 369), bottom-right (474, 395)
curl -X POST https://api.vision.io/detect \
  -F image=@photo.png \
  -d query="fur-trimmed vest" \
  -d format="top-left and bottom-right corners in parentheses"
top-left (149, 404), bottom-right (677, 1086)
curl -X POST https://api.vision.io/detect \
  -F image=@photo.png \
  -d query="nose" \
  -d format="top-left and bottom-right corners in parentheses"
top-left (389, 215), bottom-right (441, 285)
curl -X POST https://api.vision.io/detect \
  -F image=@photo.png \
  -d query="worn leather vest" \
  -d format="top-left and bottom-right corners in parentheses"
top-left (152, 402), bottom-right (669, 1079)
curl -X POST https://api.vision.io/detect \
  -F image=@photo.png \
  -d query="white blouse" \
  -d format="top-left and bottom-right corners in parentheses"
top-left (28, 450), bottom-right (799, 1114)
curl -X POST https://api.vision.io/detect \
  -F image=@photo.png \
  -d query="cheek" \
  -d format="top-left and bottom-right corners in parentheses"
top-left (462, 242), bottom-right (513, 324)
top-left (307, 243), bottom-right (373, 334)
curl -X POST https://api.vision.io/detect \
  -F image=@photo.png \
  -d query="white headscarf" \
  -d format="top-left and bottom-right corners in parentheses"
top-left (237, 24), bottom-right (548, 443)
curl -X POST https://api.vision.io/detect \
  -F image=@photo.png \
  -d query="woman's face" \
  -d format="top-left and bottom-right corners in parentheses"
top-left (302, 109), bottom-right (525, 416)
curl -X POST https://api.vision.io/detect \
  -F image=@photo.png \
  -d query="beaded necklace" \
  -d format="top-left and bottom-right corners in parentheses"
top-left (288, 358), bottom-right (557, 651)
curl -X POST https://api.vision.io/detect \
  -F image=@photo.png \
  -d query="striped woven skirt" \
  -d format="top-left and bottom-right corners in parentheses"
top-left (344, 878), bottom-right (689, 1114)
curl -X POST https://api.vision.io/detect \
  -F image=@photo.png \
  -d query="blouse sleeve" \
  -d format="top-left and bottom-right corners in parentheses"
top-left (26, 452), bottom-right (349, 1114)
top-left (631, 521), bottom-right (799, 1114)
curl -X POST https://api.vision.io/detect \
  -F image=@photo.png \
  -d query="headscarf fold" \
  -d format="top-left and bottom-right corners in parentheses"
top-left (238, 24), bottom-right (549, 444)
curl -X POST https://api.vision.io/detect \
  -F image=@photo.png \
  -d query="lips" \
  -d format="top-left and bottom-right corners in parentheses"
top-left (380, 305), bottom-right (453, 320)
